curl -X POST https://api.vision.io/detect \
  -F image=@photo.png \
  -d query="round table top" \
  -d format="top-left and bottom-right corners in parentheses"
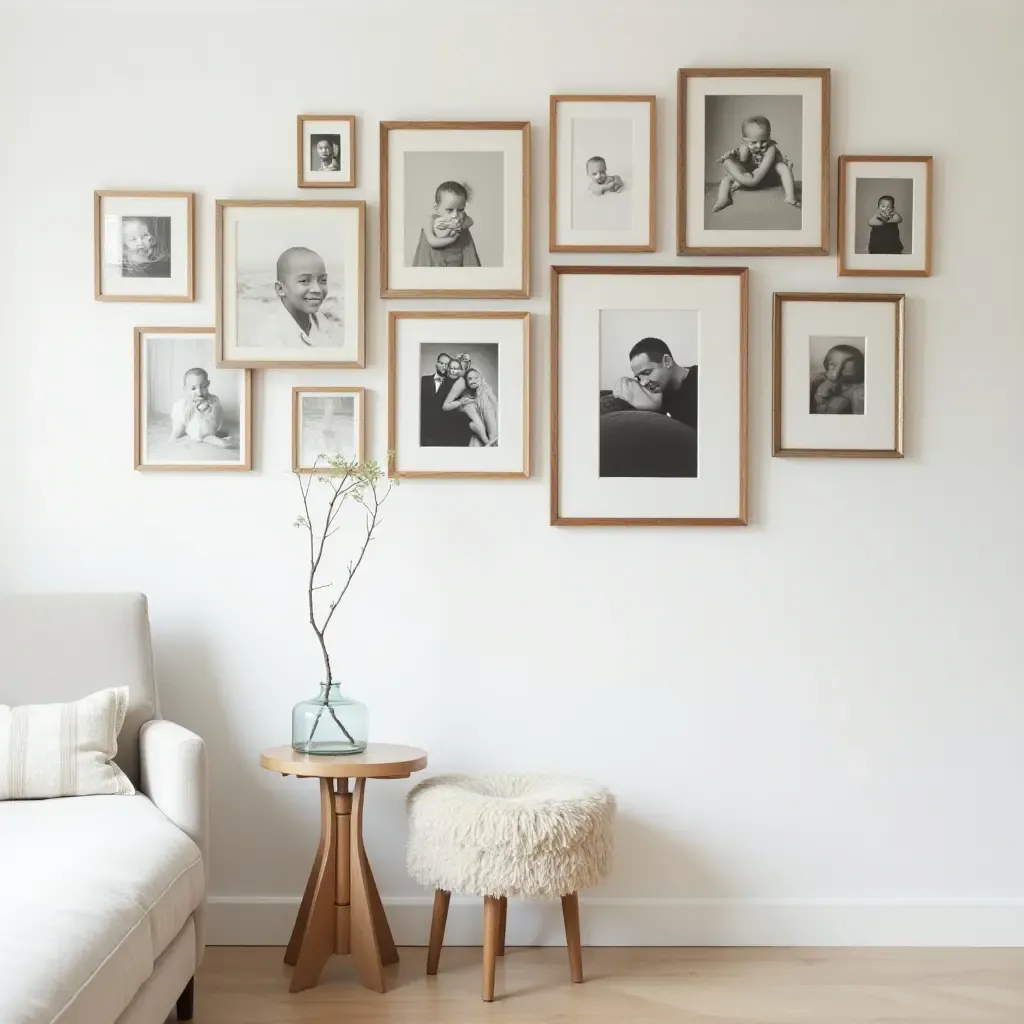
top-left (260, 743), bottom-right (428, 779)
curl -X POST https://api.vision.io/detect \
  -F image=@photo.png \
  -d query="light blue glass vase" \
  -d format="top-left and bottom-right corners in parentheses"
top-left (291, 683), bottom-right (368, 755)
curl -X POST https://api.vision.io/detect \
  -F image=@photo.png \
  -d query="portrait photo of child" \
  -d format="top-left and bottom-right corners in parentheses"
top-left (854, 177), bottom-right (914, 256)
top-left (809, 335), bottom-right (865, 416)
top-left (297, 115), bottom-right (355, 188)
top-left (571, 117), bottom-right (633, 233)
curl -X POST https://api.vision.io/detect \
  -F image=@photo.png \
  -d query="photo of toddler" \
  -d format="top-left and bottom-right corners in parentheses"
top-left (712, 115), bottom-right (798, 214)
top-left (867, 194), bottom-right (905, 254)
top-left (586, 156), bottom-right (624, 196)
top-left (169, 368), bottom-right (232, 447)
top-left (809, 339), bottom-right (865, 415)
top-left (412, 181), bottom-right (482, 268)
top-left (120, 215), bottom-right (171, 278)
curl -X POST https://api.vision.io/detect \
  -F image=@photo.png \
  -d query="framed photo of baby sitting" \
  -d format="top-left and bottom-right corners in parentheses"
top-left (772, 292), bottom-right (905, 458)
top-left (380, 121), bottom-right (530, 298)
top-left (215, 199), bottom-right (365, 368)
top-left (549, 95), bottom-right (656, 252)
top-left (388, 311), bottom-right (530, 478)
top-left (134, 327), bottom-right (252, 471)
top-left (297, 114), bottom-right (356, 188)
top-left (838, 156), bottom-right (933, 276)
top-left (94, 190), bottom-right (194, 301)
top-left (677, 68), bottom-right (830, 256)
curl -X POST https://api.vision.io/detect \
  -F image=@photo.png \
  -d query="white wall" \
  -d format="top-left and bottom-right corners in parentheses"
top-left (2, 0), bottom-right (1023, 947)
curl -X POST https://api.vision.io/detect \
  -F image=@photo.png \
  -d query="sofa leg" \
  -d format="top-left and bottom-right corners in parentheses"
top-left (176, 977), bottom-right (195, 1021)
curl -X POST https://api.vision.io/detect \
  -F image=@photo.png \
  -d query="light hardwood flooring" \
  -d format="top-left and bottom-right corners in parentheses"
top-left (186, 945), bottom-right (1024, 1023)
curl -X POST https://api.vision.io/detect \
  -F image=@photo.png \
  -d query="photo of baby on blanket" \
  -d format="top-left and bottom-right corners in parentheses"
top-left (809, 336), bottom-right (865, 415)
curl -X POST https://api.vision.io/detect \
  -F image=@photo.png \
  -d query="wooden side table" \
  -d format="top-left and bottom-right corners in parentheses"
top-left (259, 743), bottom-right (428, 993)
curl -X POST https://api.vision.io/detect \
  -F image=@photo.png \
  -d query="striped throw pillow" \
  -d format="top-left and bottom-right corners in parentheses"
top-left (0, 687), bottom-right (135, 799)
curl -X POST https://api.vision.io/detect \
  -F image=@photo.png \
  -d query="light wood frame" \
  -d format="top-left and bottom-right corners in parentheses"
top-left (291, 386), bottom-right (366, 473)
top-left (215, 199), bottom-right (366, 369)
top-left (94, 190), bottom-right (195, 302)
top-left (772, 291), bottom-right (905, 458)
top-left (387, 310), bottom-right (531, 479)
top-left (548, 94), bottom-right (656, 253)
top-left (551, 265), bottom-right (749, 527)
top-left (133, 326), bottom-right (253, 472)
top-left (297, 114), bottom-right (357, 188)
top-left (379, 121), bottom-right (531, 298)
top-left (838, 155), bottom-right (933, 277)
top-left (677, 68), bottom-right (831, 256)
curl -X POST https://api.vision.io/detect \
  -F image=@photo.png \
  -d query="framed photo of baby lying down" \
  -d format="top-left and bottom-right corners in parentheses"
top-left (292, 387), bottom-right (365, 473)
top-left (388, 311), bottom-right (530, 478)
top-left (549, 95), bottom-right (655, 252)
top-left (216, 199), bottom-right (365, 368)
top-left (838, 156), bottom-right (933, 277)
top-left (552, 265), bottom-right (749, 526)
top-left (380, 121), bottom-right (530, 298)
top-left (772, 292), bottom-right (905, 458)
top-left (677, 68), bottom-right (830, 256)
top-left (134, 327), bottom-right (252, 471)
top-left (94, 191), bottom-right (194, 301)
top-left (297, 114), bottom-right (356, 188)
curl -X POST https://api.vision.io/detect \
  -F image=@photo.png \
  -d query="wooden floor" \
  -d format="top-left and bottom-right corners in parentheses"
top-left (189, 945), bottom-right (1024, 1023)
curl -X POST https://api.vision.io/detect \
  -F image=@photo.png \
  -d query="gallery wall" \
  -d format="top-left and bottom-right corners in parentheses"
top-left (1, 0), bottom-right (1023, 946)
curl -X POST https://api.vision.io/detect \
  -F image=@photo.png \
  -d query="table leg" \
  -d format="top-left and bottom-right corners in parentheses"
top-left (284, 827), bottom-right (325, 966)
top-left (349, 777), bottom-right (392, 991)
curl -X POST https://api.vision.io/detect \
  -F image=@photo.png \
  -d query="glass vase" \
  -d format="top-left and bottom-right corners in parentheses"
top-left (291, 683), bottom-right (368, 755)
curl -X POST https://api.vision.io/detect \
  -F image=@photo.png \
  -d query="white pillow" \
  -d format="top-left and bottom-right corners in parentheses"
top-left (0, 687), bottom-right (136, 799)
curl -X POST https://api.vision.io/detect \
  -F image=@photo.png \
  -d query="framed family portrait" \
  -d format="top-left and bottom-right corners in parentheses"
top-left (297, 114), bottom-right (356, 188)
top-left (94, 190), bottom-right (194, 301)
top-left (838, 156), bottom-right (933, 277)
top-left (677, 68), bottom-right (830, 256)
top-left (292, 387), bottom-right (365, 473)
top-left (134, 327), bottom-right (252, 471)
top-left (216, 199), bottom-right (365, 369)
top-left (388, 311), bottom-right (530, 478)
top-left (772, 292), bottom-right (905, 458)
top-left (552, 266), bottom-right (748, 526)
top-left (549, 95), bottom-right (655, 252)
top-left (380, 121), bottom-right (530, 298)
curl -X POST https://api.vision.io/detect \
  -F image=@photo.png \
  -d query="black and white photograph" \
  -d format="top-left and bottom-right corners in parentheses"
top-left (95, 191), bottom-right (194, 301)
top-left (773, 292), bottom-right (904, 458)
top-left (598, 310), bottom-right (698, 478)
top-left (134, 327), bottom-right (251, 471)
top-left (381, 122), bottom-right (529, 297)
top-left (552, 266), bottom-right (747, 526)
top-left (297, 115), bottom-right (356, 188)
top-left (678, 69), bottom-right (829, 256)
top-left (839, 157), bottom-right (932, 276)
top-left (292, 387), bottom-right (364, 473)
top-left (809, 335), bottom-right (865, 415)
top-left (550, 96), bottom-right (655, 252)
top-left (217, 200), bottom-right (365, 368)
top-left (389, 311), bottom-right (529, 477)
top-left (419, 343), bottom-right (500, 448)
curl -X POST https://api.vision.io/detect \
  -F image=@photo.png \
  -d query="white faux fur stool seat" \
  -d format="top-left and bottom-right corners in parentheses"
top-left (406, 772), bottom-right (615, 1002)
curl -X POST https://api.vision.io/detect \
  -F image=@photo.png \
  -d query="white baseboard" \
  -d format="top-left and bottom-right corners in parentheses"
top-left (206, 895), bottom-right (1024, 948)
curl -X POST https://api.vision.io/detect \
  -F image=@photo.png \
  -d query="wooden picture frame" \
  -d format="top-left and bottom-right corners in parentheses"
top-left (772, 292), bottom-right (905, 458)
top-left (134, 326), bottom-right (252, 472)
top-left (215, 199), bottom-right (365, 369)
top-left (297, 114), bottom-right (357, 189)
top-left (291, 386), bottom-right (366, 473)
top-left (380, 121), bottom-right (531, 298)
top-left (388, 310), bottom-right (531, 479)
top-left (549, 94), bottom-right (656, 252)
top-left (677, 68), bottom-right (830, 256)
top-left (94, 190), bottom-right (195, 302)
top-left (551, 265), bottom-right (748, 526)
top-left (838, 156), bottom-right (933, 277)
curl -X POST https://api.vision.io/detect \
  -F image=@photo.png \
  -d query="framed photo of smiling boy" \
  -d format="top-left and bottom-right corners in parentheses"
top-left (216, 200), bottom-right (365, 368)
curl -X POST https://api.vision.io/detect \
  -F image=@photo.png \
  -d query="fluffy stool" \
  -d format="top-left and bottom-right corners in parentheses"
top-left (406, 773), bottom-right (615, 1001)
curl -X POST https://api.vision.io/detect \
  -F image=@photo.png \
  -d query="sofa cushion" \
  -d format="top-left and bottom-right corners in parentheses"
top-left (0, 794), bottom-right (204, 1024)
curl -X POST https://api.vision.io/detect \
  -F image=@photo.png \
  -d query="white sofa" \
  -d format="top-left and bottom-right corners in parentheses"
top-left (0, 594), bottom-right (207, 1024)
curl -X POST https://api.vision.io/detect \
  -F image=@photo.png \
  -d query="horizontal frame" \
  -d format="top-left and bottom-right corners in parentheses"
top-left (215, 199), bottom-right (366, 369)
top-left (379, 121), bottom-right (531, 298)
top-left (838, 155), bottom-right (933, 277)
top-left (772, 291), bottom-right (905, 458)
top-left (94, 190), bottom-right (195, 302)
top-left (549, 94), bottom-right (656, 253)
top-left (551, 265), bottom-right (749, 526)
top-left (133, 326), bottom-right (253, 472)
top-left (291, 386), bottom-right (366, 473)
top-left (297, 114), bottom-right (357, 189)
top-left (677, 68), bottom-right (830, 256)
top-left (387, 310), bottom-right (531, 479)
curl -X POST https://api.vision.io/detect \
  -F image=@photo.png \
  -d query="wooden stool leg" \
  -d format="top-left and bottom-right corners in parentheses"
top-left (561, 892), bottom-right (584, 984)
top-left (482, 896), bottom-right (502, 1002)
top-left (426, 889), bottom-right (450, 975)
top-left (497, 896), bottom-right (507, 956)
